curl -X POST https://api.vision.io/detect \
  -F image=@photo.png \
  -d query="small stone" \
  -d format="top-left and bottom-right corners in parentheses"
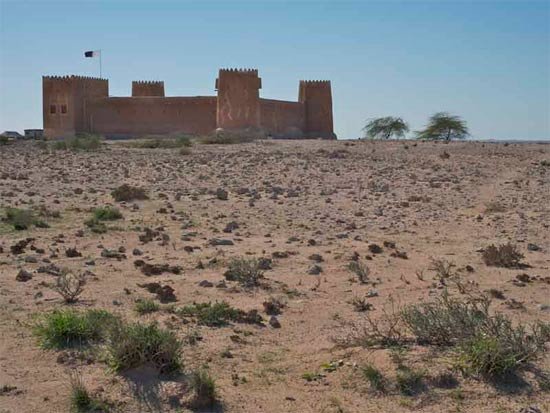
top-left (199, 280), bottom-right (214, 288)
top-left (132, 248), bottom-right (143, 256)
top-left (216, 188), bottom-right (228, 200)
top-left (16, 269), bottom-right (33, 282)
top-left (527, 243), bottom-right (540, 251)
top-left (269, 316), bottom-right (281, 328)
top-left (308, 265), bottom-right (322, 275)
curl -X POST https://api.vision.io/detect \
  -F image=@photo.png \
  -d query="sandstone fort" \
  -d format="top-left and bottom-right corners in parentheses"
top-left (43, 68), bottom-right (335, 139)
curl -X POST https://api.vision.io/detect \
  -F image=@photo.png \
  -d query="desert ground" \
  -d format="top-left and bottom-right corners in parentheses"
top-left (0, 139), bottom-right (549, 413)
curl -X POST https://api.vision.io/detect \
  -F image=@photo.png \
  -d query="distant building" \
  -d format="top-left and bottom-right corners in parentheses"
top-left (24, 129), bottom-right (44, 139)
top-left (42, 68), bottom-right (336, 140)
top-left (0, 131), bottom-right (23, 139)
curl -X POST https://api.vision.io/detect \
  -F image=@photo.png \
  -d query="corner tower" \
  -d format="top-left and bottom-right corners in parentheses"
top-left (216, 68), bottom-right (261, 130)
top-left (299, 80), bottom-right (335, 139)
top-left (43, 75), bottom-right (108, 138)
top-left (132, 81), bottom-right (165, 97)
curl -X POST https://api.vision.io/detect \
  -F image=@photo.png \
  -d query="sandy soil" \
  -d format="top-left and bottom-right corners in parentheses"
top-left (0, 139), bottom-right (549, 413)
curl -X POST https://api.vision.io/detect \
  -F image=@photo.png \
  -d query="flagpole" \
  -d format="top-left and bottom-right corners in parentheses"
top-left (99, 50), bottom-right (102, 78)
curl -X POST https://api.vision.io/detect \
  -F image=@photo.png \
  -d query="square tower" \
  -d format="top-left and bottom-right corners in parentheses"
top-left (215, 68), bottom-right (261, 131)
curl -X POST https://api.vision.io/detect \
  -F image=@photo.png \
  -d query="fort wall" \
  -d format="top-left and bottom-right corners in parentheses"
top-left (87, 96), bottom-right (216, 137)
top-left (259, 99), bottom-right (305, 137)
top-left (43, 69), bottom-right (336, 139)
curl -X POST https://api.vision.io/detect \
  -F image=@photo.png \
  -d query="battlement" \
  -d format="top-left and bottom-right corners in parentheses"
top-left (219, 68), bottom-right (259, 75)
top-left (43, 75), bottom-right (107, 82)
top-left (132, 80), bottom-right (165, 97)
top-left (299, 80), bottom-right (331, 85)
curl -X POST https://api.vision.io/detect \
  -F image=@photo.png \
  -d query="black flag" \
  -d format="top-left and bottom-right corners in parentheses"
top-left (84, 50), bottom-right (99, 58)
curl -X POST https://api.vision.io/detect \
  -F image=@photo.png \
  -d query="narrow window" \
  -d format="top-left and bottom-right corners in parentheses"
top-left (61, 104), bottom-right (67, 114)
top-left (50, 105), bottom-right (56, 114)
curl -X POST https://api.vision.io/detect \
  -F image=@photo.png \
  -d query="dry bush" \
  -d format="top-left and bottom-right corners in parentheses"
top-left (337, 297), bottom-right (405, 347)
top-left (111, 184), bottom-right (148, 202)
top-left (52, 270), bottom-right (86, 303)
top-left (347, 260), bottom-right (370, 284)
top-left (224, 258), bottom-right (264, 288)
top-left (482, 243), bottom-right (525, 268)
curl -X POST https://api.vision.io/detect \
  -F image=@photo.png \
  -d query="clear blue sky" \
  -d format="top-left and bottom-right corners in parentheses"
top-left (1, 0), bottom-right (549, 140)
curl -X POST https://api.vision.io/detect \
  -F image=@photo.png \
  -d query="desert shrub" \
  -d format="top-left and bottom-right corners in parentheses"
top-left (111, 184), bottom-right (148, 202)
top-left (3, 207), bottom-right (47, 230)
top-left (339, 298), bottom-right (405, 347)
top-left (401, 294), bottom-right (490, 346)
top-left (482, 243), bottom-right (525, 268)
top-left (69, 372), bottom-right (108, 412)
top-left (135, 299), bottom-right (160, 315)
top-left (130, 135), bottom-right (192, 149)
top-left (402, 293), bottom-right (550, 378)
top-left (350, 296), bottom-right (373, 312)
top-left (224, 258), bottom-right (264, 288)
top-left (179, 146), bottom-right (192, 156)
top-left (456, 320), bottom-right (550, 378)
top-left (361, 364), bottom-right (386, 393)
top-left (347, 260), bottom-right (370, 283)
top-left (84, 218), bottom-right (107, 233)
top-left (429, 258), bottom-right (455, 280)
top-left (396, 366), bottom-right (426, 396)
top-left (200, 129), bottom-right (261, 145)
top-left (106, 321), bottom-right (182, 373)
top-left (484, 201), bottom-right (506, 213)
top-left (33, 309), bottom-right (116, 349)
top-left (262, 296), bottom-right (286, 315)
top-left (0, 135), bottom-right (9, 145)
top-left (176, 301), bottom-right (262, 327)
top-left (52, 270), bottom-right (86, 303)
top-left (188, 369), bottom-right (217, 408)
top-left (92, 206), bottom-right (123, 221)
top-left (52, 134), bottom-right (103, 151)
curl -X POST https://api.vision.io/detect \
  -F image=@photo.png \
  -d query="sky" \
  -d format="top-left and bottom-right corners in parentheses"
top-left (0, 0), bottom-right (549, 140)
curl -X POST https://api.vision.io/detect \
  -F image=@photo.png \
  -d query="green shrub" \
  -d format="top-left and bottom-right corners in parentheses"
top-left (69, 372), bottom-right (108, 412)
top-left (188, 369), bottom-right (217, 408)
top-left (401, 294), bottom-right (489, 346)
top-left (0, 135), bottom-right (9, 145)
top-left (361, 364), bottom-right (385, 393)
top-left (175, 301), bottom-right (262, 327)
top-left (106, 321), bottom-right (182, 373)
top-left (52, 134), bottom-right (103, 152)
top-left (200, 130), bottom-right (260, 145)
top-left (482, 243), bottom-right (525, 268)
top-left (33, 309), bottom-right (116, 349)
top-left (92, 206), bottom-right (123, 221)
top-left (84, 218), bottom-right (107, 233)
top-left (135, 299), bottom-right (160, 315)
top-left (111, 184), bottom-right (148, 202)
top-left (3, 208), bottom-right (47, 230)
top-left (396, 367), bottom-right (426, 396)
top-left (131, 135), bottom-right (192, 149)
top-left (457, 336), bottom-right (517, 378)
top-left (224, 258), bottom-right (264, 288)
top-left (179, 146), bottom-right (192, 156)
top-left (402, 293), bottom-right (550, 378)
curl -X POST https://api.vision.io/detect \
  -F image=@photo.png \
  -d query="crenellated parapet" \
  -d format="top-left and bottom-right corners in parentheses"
top-left (132, 80), bottom-right (165, 97)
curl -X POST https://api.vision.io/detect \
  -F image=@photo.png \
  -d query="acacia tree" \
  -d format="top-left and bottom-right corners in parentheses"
top-left (416, 112), bottom-right (469, 141)
top-left (363, 117), bottom-right (409, 140)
